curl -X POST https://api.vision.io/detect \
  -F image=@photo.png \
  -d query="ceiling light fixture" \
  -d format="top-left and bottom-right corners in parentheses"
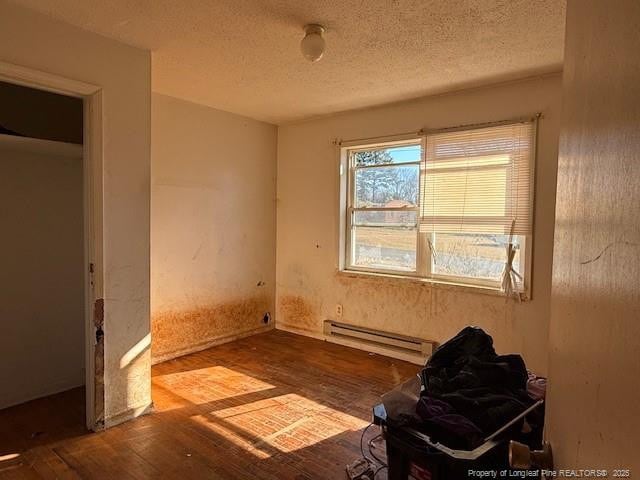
top-left (300, 24), bottom-right (326, 63)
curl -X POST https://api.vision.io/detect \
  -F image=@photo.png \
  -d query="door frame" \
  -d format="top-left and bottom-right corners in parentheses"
top-left (0, 60), bottom-right (104, 431)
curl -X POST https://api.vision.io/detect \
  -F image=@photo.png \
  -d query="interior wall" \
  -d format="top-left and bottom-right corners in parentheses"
top-left (546, 0), bottom-right (640, 469)
top-left (151, 93), bottom-right (277, 363)
top-left (276, 75), bottom-right (562, 375)
top-left (0, 137), bottom-right (83, 410)
top-left (0, 3), bottom-right (151, 427)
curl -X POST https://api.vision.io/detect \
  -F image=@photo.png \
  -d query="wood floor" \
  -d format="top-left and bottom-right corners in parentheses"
top-left (0, 330), bottom-right (420, 479)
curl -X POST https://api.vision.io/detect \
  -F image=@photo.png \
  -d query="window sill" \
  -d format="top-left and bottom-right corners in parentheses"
top-left (336, 269), bottom-right (529, 301)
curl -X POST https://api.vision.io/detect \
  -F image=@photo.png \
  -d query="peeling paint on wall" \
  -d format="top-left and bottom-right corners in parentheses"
top-left (94, 298), bottom-right (105, 427)
top-left (151, 296), bottom-right (272, 363)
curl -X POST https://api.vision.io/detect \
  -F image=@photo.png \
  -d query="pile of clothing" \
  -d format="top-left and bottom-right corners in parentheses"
top-left (395, 327), bottom-right (545, 450)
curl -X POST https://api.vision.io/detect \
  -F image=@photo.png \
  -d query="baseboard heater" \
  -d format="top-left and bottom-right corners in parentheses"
top-left (323, 320), bottom-right (436, 365)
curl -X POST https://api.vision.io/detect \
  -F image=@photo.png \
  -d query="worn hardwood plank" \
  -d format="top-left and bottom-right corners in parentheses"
top-left (0, 330), bottom-right (419, 479)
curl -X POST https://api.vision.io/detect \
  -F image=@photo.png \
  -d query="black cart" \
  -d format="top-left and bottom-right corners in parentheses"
top-left (373, 401), bottom-right (544, 480)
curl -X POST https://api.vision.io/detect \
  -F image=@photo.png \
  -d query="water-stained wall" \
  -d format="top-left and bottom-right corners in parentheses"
top-left (151, 94), bottom-right (277, 363)
top-left (276, 75), bottom-right (562, 375)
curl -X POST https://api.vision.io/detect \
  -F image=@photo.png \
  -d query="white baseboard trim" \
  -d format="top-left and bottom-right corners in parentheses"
top-left (152, 324), bottom-right (274, 365)
top-left (324, 335), bottom-right (427, 365)
top-left (276, 322), bottom-right (426, 365)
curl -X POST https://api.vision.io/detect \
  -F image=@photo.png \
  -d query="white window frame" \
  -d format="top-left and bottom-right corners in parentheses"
top-left (338, 124), bottom-right (535, 297)
top-left (342, 136), bottom-right (426, 278)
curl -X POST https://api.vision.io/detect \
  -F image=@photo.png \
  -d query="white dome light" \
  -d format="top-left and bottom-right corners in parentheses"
top-left (300, 24), bottom-right (326, 63)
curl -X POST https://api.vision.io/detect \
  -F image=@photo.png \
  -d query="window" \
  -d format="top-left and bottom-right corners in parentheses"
top-left (341, 119), bottom-right (536, 295)
top-left (347, 140), bottom-right (422, 273)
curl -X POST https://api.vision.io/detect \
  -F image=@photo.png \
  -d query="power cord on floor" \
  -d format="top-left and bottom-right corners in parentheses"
top-left (349, 423), bottom-right (388, 479)
top-left (360, 423), bottom-right (376, 464)
top-left (373, 465), bottom-right (388, 478)
top-left (367, 434), bottom-right (385, 465)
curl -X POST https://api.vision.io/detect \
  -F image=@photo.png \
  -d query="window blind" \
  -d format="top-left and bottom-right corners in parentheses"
top-left (419, 119), bottom-right (536, 235)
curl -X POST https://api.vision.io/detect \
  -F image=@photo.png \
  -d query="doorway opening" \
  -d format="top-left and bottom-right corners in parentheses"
top-left (0, 79), bottom-right (88, 443)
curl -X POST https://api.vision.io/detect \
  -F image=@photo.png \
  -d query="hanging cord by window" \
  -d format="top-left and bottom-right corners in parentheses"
top-left (427, 238), bottom-right (438, 265)
top-left (501, 219), bottom-right (523, 301)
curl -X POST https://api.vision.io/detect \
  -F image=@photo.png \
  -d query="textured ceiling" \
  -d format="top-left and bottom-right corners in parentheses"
top-left (9, 0), bottom-right (566, 124)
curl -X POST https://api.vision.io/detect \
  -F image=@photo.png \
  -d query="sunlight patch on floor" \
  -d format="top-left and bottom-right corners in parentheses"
top-left (152, 366), bottom-right (276, 407)
top-left (191, 393), bottom-right (370, 458)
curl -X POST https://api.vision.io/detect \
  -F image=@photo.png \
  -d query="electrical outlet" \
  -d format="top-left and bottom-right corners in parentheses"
top-left (336, 304), bottom-right (343, 318)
